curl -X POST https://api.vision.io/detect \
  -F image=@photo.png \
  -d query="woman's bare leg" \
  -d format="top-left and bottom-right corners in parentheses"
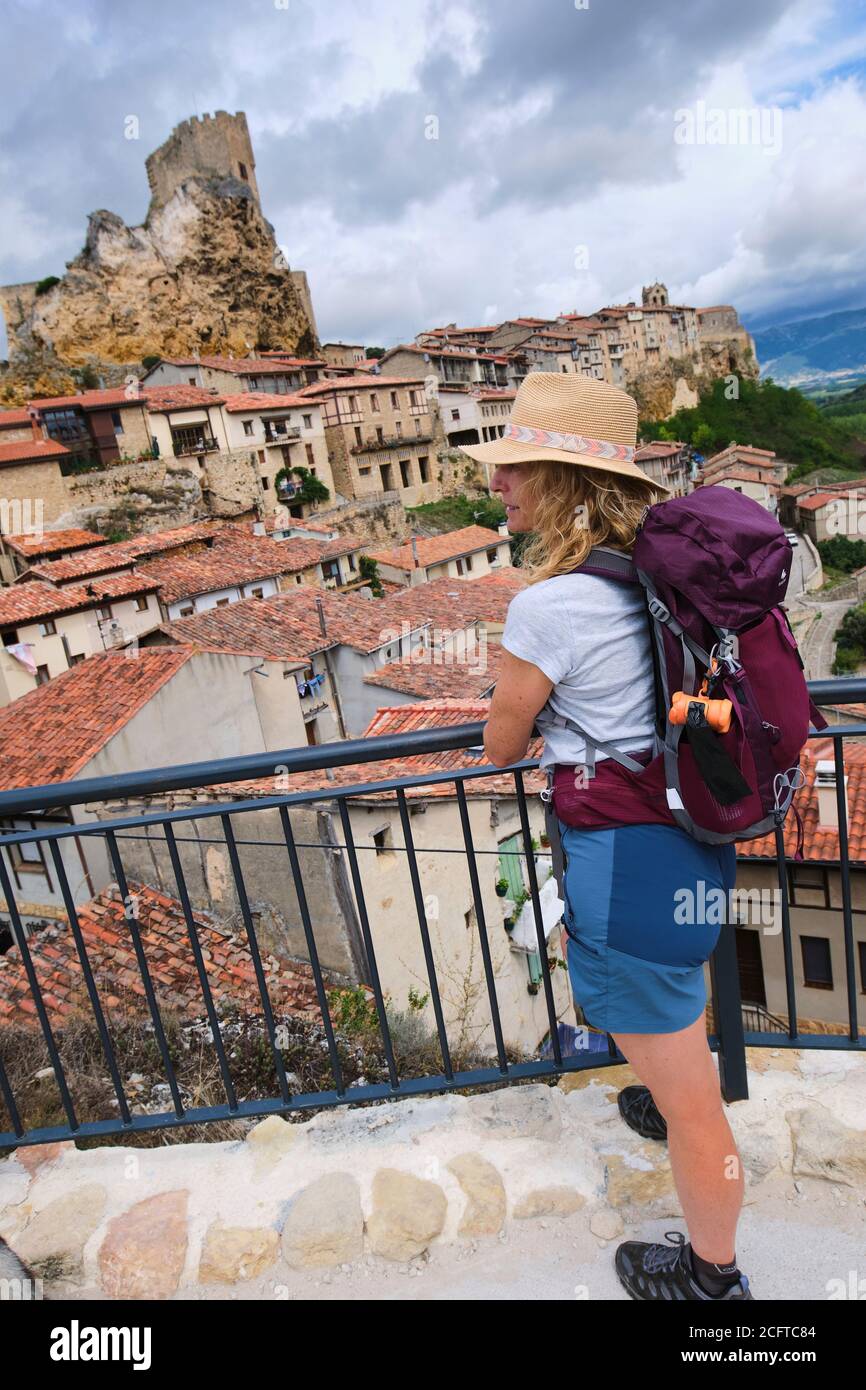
top-left (609, 1009), bottom-right (744, 1264)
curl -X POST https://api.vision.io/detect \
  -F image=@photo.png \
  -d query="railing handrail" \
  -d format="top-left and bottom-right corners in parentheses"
top-left (1, 674), bottom-right (865, 818)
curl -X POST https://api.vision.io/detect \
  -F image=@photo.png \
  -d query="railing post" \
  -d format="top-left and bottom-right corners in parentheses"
top-left (708, 912), bottom-right (749, 1102)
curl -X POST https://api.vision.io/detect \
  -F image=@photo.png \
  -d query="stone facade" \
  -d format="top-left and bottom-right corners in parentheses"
top-left (145, 111), bottom-right (261, 211)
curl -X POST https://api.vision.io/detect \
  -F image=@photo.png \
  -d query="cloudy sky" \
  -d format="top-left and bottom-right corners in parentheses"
top-left (2, 0), bottom-right (866, 355)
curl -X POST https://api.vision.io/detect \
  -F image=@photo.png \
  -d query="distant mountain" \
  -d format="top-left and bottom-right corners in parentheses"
top-left (750, 307), bottom-right (866, 392)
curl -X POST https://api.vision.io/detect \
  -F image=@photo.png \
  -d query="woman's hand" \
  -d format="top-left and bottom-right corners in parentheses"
top-left (483, 650), bottom-right (553, 767)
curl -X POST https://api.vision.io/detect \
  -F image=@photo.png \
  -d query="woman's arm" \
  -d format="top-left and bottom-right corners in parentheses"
top-left (483, 649), bottom-right (554, 767)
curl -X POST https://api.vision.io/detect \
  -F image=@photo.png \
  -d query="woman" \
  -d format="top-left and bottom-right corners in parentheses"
top-left (462, 374), bottom-right (752, 1302)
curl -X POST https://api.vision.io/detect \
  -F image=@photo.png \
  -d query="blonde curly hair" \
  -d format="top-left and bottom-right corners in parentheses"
top-left (517, 460), bottom-right (667, 585)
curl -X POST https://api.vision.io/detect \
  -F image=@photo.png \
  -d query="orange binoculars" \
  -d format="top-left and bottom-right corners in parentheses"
top-left (668, 691), bottom-right (732, 733)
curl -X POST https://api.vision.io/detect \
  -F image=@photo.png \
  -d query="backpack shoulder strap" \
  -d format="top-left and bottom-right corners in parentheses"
top-left (570, 545), bottom-right (640, 584)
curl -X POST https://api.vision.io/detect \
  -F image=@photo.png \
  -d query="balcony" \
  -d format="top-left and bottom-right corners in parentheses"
top-left (351, 433), bottom-right (432, 454)
top-left (171, 433), bottom-right (219, 457)
top-left (0, 676), bottom-right (864, 1155)
top-left (263, 424), bottom-right (301, 444)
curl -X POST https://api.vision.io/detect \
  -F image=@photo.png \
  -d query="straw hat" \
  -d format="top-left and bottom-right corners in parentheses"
top-left (460, 372), bottom-right (670, 493)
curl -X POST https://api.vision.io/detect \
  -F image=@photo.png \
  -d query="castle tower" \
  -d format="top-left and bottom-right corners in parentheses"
top-left (145, 111), bottom-right (261, 210)
top-left (642, 282), bottom-right (669, 308)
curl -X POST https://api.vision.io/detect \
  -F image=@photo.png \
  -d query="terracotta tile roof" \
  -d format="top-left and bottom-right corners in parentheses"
top-left (707, 467), bottom-right (779, 486)
top-left (163, 585), bottom-right (426, 658)
top-left (298, 373), bottom-right (424, 396)
top-left (796, 492), bottom-right (839, 512)
top-left (371, 569), bottom-right (526, 630)
top-left (28, 520), bottom-right (231, 584)
top-left (136, 535), bottom-right (296, 605)
top-left (0, 570), bottom-right (159, 626)
top-left (0, 883), bottom-right (322, 1030)
top-left (0, 649), bottom-right (192, 788)
top-left (154, 355), bottom-right (310, 377)
top-left (635, 441), bottom-right (685, 459)
top-left (141, 385), bottom-right (225, 410)
top-left (0, 408), bottom-right (33, 427)
top-left (366, 525), bottom-right (508, 572)
top-left (0, 438), bottom-right (69, 465)
top-left (27, 388), bottom-right (147, 412)
top-left (222, 391), bottom-right (313, 412)
top-left (364, 642), bottom-right (504, 699)
top-left (705, 443), bottom-right (777, 466)
top-left (737, 743), bottom-right (866, 863)
top-left (1, 528), bottom-right (106, 559)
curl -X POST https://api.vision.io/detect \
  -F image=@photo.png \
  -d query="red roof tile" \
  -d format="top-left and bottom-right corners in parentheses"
top-left (28, 520), bottom-right (232, 584)
top-left (142, 385), bottom-right (226, 410)
top-left (0, 649), bottom-right (192, 788)
top-left (0, 570), bottom-right (159, 626)
top-left (0, 438), bottom-right (69, 465)
top-left (222, 391), bottom-right (315, 412)
top-left (366, 525), bottom-right (507, 571)
top-left (0, 883), bottom-right (322, 1030)
top-left (364, 642), bottom-right (504, 699)
top-left (1, 528), bottom-right (106, 559)
top-left (737, 743), bottom-right (866, 863)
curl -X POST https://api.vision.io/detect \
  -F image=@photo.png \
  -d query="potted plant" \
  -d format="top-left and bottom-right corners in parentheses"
top-left (495, 878), bottom-right (509, 897)
top-left (539, 832), bottom-right (550, 848)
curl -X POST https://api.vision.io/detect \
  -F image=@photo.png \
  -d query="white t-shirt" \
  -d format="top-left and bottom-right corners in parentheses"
top-left (500, 571), bottom-right (658, 771)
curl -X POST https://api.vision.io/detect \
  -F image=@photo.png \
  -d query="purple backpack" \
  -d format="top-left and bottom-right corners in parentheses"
top-left (544, 485), bottom-right (827, 853)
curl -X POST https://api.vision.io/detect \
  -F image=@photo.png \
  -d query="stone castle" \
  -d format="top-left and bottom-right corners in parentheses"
top-left (0, 112), bottom-right (318, 404)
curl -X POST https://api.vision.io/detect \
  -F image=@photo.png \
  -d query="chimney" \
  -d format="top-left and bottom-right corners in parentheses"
top-left (498, 522), bottom-right (509, 537)
top-left (410, 535), bottom-right (420, 568)
top-left (815, 760), bottom-right (848, 830)
top-left (315, 595), bottom-right (327, 638)
top-left (28, 406), bottom-right (42, 442)
top-left (252, 521), bottom-right (265, 537)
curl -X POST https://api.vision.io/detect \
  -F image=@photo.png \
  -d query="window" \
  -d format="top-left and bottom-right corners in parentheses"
top-left (96, 606), bottom-right (111, 622)
top-left (399, 459), bottom-right (411, 488)
top-left (35, 664), bottom-right (50, 685)
top-left (487, 548), bottom-right (498, 564)
top-left (188, 377), bottom-right (196, 386)
top-left (239, 161), bottom-right (248, 181)
top-left (305, 443), bottom-right (315, 466)
top-left (347, 552), bottom-right (356, 571)
top-left (451, 408), bottom-right (460, 421)
top-left (801, 936), bottom-right (833, 989)
top-left (262, 476), bottom-right (270, 488)
top-left (456, 558), bottom-right (465, 576)
top-left (215, 597), bottom-right (231, 608)
top-left (248, 376), bottom-right (260, 390)
top-left (303, 414), bottom-right (312, 429)
top-left (376, 426), bottom-right (384, 444)
top-left (250, 586), bottom-right (265, 599)
top-left (380, 462), bottom-right (393, 490)
top-left (419, 455), bottom-right (429, 483)
top-left (68, 652), bottom-right (85, 665)
top-left (414, 419), bottom-right (422, 436)
top-left (349, 395), bottom-right (359, 412)
top-left (354, 426), bottom-right (363, 446)
top-left (135, 595), bottom-right (148, 611)
top-left (395, 420), bottom-right (403, 437)
top-left (465, 554), bottom-right (473, 572)
top-left (258, 450), bottom-right (265, 464)
top-left (179, 604), bottom-right (194, 617)
top-left (787, 864), bottom-right (830, 908)
top-left (39, 619), bottom-right (57, 636)
top-left (306, 717), bottom-right (319, 746)
top-left (111, 410), bottom-right (124, 434)
top-left (390, 391), bottom-right (399, 409)
top-left (2, 628), bottom-right (19, 646)
top-left (243, 420), bottom-right (254, 436)
top-left (373, 826), bottom-right (394, 856)
top-left (371, 393), bottom-right (380, 412)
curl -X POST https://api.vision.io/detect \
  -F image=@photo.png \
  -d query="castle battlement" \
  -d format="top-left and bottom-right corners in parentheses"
top-left (145, 110), bottom-right (260, 210)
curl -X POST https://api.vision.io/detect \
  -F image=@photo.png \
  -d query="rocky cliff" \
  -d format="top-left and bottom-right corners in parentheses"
top-left (0, 175), bottom-right (317, 406)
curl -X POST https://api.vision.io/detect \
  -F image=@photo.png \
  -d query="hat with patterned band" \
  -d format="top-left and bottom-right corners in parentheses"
top-left (460, 372), bottom-right (670, 493)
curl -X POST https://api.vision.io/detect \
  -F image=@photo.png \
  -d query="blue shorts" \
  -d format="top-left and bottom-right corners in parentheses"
top-left (558, 820), bottom-right (737, 1035)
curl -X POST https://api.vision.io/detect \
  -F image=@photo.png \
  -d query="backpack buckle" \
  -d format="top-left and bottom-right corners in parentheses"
top-left (648, 596), bottom-right (671, 624)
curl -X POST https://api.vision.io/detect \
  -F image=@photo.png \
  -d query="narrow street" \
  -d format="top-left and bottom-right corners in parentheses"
top-left (796, 596), bottom-right (853, 681)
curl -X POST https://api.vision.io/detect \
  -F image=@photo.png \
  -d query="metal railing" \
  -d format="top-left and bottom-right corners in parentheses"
top-left (0, 676), bottom-right (864, 1150)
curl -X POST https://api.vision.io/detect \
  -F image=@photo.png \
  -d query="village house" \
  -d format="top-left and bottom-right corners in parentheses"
top-left (700, 442), bottom-right (787, 487)
top-left (364, 639), bottom-right (504, 707)
top-left (0, 526), bottom-right (106, 584)
top-left (365, 524), bottom-right (511, 587)
top-left (20, 387), bottom-right (155, 470)
top-left (703, 466), bottom-right (780, 514)
top-left (320, 342), bottom-right (368, 370)
top-left (634, 440), bottom-right (691, 496)
top-left (730, 739), bottom-right (866, 1033)
top-left (295, 372), bottom-right (446, 505)
top-left (0, 571), bottom-right (162, 704)
top-left (0, 646), bottom-right (314, 936)
top-left (377, 343), bottom-right (510, 391)
top-left (0, 434), bottom-right (73, 532)
top-left (219, 390), bottom-right (333, 510)
top-left (142, 353), bottom-right (326, 394)
top-left (436, 386), bottom-right (516, 451)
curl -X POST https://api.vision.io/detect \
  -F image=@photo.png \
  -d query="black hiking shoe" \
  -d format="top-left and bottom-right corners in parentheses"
top-left (618, 1084), bottom-right (668, 1142)
top-left (615, 1230), bottom-right (754, 1301)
